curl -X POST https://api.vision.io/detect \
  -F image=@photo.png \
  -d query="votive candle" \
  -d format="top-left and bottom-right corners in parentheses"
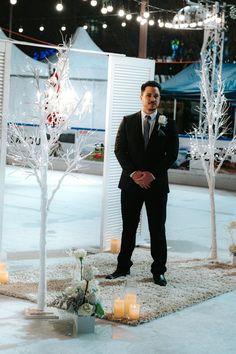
top-left (110, 239), bottom-right (121, 254)
top-left (113, 298), bottom-right (125, 319)
top-left (124, 293), bottom-right (137, 315)
top-left (128, 303), bottom-right (140, 320)
top-left (0, 270), bottom-right (9, 284)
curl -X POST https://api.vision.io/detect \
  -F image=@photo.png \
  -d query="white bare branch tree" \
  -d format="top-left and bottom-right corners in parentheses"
top-left (190, 8), bottom-right (236, 260)
top-left (7, 45), bottom-right (93, 311)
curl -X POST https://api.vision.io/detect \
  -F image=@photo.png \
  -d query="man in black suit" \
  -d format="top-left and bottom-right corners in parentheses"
top-left (106, 81), bottom-right (179, 286)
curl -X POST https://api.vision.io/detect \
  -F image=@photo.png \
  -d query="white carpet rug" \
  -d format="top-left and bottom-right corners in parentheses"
top-left (1, 248), bottom-right (236, 325)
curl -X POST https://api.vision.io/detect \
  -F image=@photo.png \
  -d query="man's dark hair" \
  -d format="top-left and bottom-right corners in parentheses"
top-left (141, 81), bottom-right (161, 93)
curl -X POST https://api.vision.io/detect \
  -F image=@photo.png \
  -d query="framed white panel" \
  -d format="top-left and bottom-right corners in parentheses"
top-left (100, 55), bottom-right (155, 250)
top-left (0, 40), bottom-right (11, 252)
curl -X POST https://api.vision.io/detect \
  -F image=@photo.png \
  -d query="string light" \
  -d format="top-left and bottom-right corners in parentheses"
top-left (107, 3), bottom-right (113, 13)
top-left (118, 9), bottom-right (125, 17)
top-left (90, 0), bottom-right (97, 7)
top-left (143, 11), bottom-right (150, 19)
top-left (101, 6), bottom-right (107, 14)
top-left (101, 0), bottom-right (113, 14)
top-left (13, 1), bottom-right (231, 40)
top-left (56, 1), bottom-right (63, 12)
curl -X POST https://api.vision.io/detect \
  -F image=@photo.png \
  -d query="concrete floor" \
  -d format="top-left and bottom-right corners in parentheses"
top-left (0, 165), bottom-right (236, 354)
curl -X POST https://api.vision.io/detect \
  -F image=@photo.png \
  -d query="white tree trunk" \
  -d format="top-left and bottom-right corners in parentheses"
top-left (208, 160), bottom-right (217, 260)
top-left (37, 127), bottom-right (48, 311)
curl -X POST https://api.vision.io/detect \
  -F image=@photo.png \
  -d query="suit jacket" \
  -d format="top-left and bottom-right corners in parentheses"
top-left (114, 111), bottom-right (179, 194)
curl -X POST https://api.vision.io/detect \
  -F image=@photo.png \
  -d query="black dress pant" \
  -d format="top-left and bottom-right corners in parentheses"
top-left (117, 188), bottom-right (168, 275)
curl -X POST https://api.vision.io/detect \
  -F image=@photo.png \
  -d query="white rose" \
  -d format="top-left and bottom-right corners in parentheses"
top-left (158, 115), bottom-right (168, 126)
top-left (77, 303), bottom-right (95, 316)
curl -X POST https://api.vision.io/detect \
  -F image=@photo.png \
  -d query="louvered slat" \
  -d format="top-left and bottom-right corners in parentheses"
top-left (0, 41), bottom-right (11, 250)
top-left (100, 55), bottom-right (155, 250)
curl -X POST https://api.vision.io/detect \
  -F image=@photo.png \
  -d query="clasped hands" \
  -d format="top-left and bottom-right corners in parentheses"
top-left (132, 170), bottom-right (154, 189)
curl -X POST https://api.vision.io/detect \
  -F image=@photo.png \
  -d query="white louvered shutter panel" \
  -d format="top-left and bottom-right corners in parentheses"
top-left (0, 41), bottom-right (11, 250)
top-left (100, 55), bottom-right (155, 250)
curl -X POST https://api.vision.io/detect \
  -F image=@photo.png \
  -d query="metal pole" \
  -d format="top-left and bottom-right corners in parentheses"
top-left (138, 0), bottom-right (148, 58)
top-left (9, 4), bottom-right (13, 39)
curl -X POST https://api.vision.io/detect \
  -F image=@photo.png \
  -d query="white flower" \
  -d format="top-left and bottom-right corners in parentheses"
top-left (77, 303), bottom-right (95, 316)
top-left (83, 265), bottom-right (97, 281)
top-left (158, 115), bottom-right (168, 127)
top-left (72, 248), bottom-right (87, 260)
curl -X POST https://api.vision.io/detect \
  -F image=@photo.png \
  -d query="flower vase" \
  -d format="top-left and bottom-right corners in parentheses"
top-left (72, 262), bottom-right (81, 283)
top-left (233, 254), bottom-right (236, 266)
top-left (74, 314), bottom-right (95, 334)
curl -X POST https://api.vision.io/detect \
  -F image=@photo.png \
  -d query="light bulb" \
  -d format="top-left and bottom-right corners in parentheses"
top-left (102, 23), bottom-right (107, 29)
top-left (83, 24), bottom-right (88, 30)
top-left (90, 0), bottom-right (97, 6)
top-left (18, 26), bottom-right (23, 33)
top-left (149, 19), bottom-right (154, 26)
top-left (61, 25), bottom-right (66, 31)
top-left (143, 11), bottom-right (150, 19)
top-left (136, 16), bottom-right (142, 22)
top-left (56, 2), bottom-right (63, 11)
top-left (118, 9), bottom-right (125, 17)
top-left (39, 25), bottom-right (45, 31)
top-left (10, 0), bottom-right (17, 5)
top-left (126, 13), bottom-right (132, 20)
top-left (101, 7), bottom-right (107, 14)
top-left (107, 5), bottom-right (113, 12)
top-left (121, 22), bottom-right (126, 27)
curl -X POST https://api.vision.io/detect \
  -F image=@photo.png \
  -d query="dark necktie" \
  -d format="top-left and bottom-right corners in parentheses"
top-left (144, 115), bottom-right (151, 149)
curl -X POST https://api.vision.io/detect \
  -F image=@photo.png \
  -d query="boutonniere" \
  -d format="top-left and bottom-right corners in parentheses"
top-left (158, 115), bottom-right (168, 127)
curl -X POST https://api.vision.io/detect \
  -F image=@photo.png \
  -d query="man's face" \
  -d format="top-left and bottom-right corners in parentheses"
top-left (140, 86), bottom-right (160, 114)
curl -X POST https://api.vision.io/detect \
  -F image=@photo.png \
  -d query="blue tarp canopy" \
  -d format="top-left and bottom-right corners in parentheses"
top-left (161, 63), bottom-right (236, 101)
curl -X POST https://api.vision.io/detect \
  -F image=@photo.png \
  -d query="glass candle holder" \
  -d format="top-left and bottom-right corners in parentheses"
top-left (110, 239), bottom-right (121, 254)
top-left (128, 303), bottom-right (140, 321)
top-left (113, 297), bottom-right (125, 319)
top-left (124, 293), bottom-right (137, 316)
top-left (0, 250), bottom-right (9, 284)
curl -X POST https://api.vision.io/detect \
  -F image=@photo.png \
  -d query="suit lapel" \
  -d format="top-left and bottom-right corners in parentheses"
top-left (136, 111), bottom-right (143, 140)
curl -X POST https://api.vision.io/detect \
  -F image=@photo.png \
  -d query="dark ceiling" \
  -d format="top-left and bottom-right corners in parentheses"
top-left (0, 0), bottom-right (236, 62)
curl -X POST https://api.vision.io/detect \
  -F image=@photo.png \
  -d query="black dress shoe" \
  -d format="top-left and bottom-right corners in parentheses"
top-left (153, 274), bottom-right (167, 286)
top-left (105, 269), bottom-right (130, 280)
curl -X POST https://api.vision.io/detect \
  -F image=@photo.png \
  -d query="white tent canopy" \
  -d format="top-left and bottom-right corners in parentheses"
top-left (68, 27), bottom-right (108, 81)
